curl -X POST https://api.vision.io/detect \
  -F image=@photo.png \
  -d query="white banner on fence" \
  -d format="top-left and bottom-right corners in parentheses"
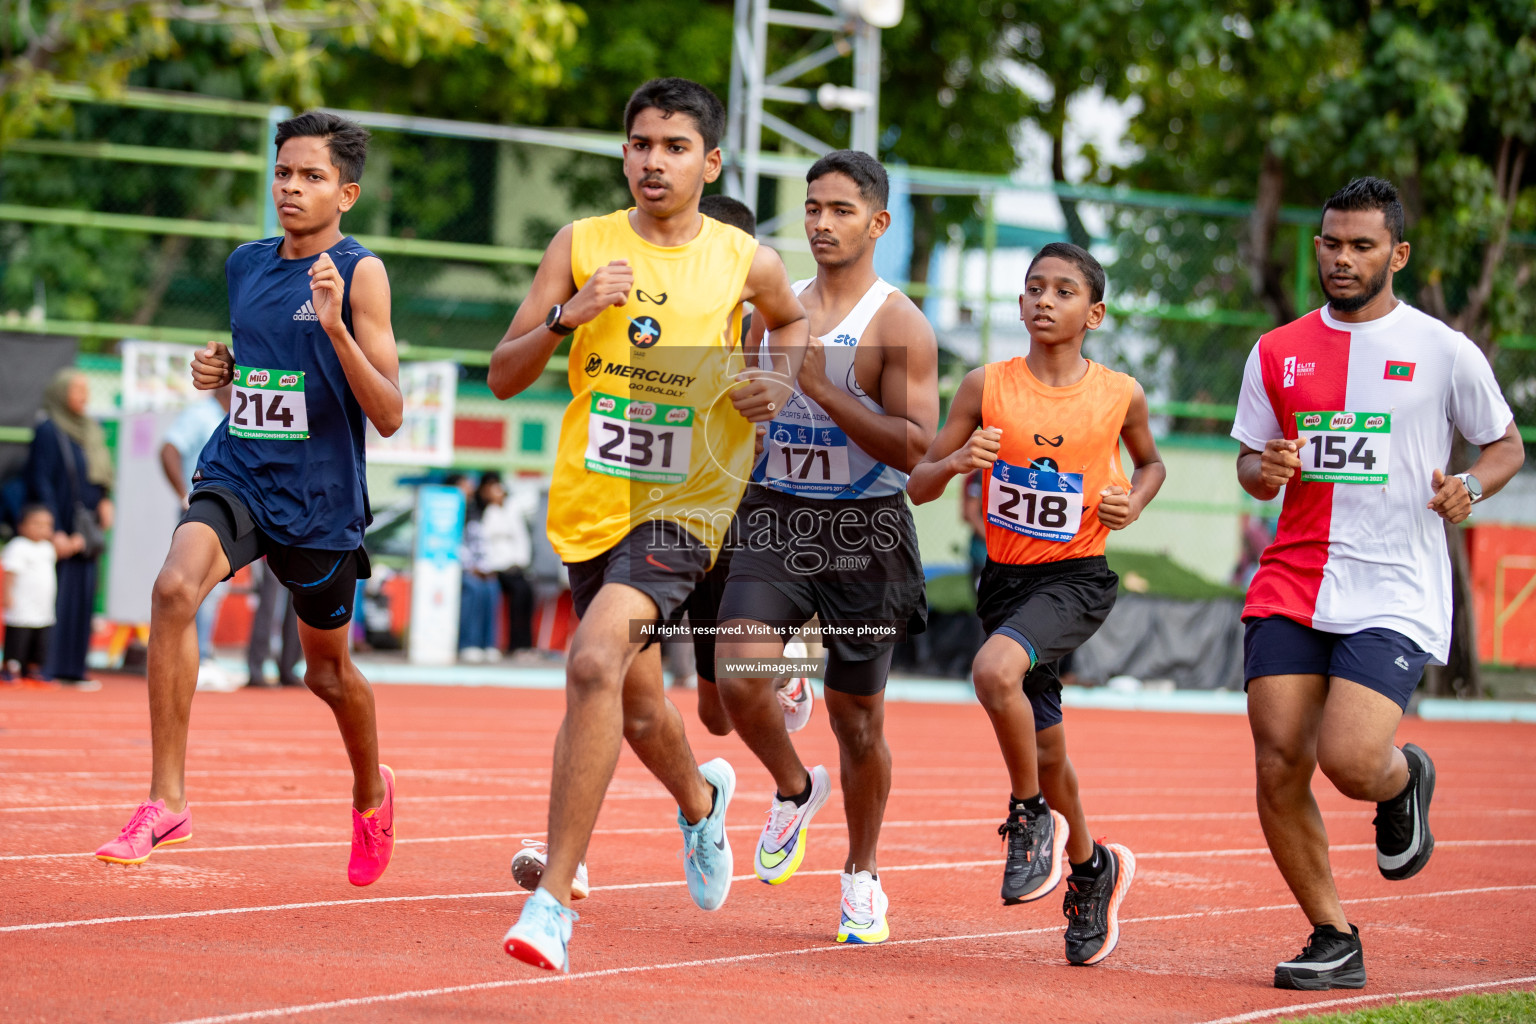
top-left (367, 361), bottom-right (456, 466)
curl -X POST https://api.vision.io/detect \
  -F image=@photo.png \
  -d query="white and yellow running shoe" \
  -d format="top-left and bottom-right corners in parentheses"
top-left (837, 869), bottom-right (890, 944)
top-left (754, 763), bottom-right (831, 883)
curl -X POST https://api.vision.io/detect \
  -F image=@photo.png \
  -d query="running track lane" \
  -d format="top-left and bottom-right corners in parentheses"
top-left (1, 677), bottom-right (1533, 1023)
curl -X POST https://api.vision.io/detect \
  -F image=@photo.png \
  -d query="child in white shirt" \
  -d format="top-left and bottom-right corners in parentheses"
top-left (3, 505), bottom-right (59, 682)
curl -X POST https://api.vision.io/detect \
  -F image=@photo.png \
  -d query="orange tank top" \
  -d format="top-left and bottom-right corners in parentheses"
top-left (980, 357), bottom-right (1134, 564)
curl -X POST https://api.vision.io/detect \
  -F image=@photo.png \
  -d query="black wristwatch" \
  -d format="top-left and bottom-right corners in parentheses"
top-left (545, 304), bottom-right (574, 336)
top-left (1454, 472), bottom-right (1483, 503)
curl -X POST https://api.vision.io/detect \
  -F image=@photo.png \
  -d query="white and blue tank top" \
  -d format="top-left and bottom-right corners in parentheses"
top-left (752, 277), bottom-right (907, 500)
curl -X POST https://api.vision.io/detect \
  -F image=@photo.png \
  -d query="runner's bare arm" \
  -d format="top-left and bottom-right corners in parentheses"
top-left (488, 225), bottom-right (635, 400)
top-left (798, 297), bottom-right (939, 472)
top-left (1099, 381), bottom-right (1166, 529)
top-left (732, 244), bottom-right (806, 422)
top-left (320, 254), bottom-right (403, 437)
top-left (1427, 420), bottom-right (1524, 524)
top-left (907, 367), bottom-right (995, 504)
top-left (1237, 439), bottom-right (1302, 501)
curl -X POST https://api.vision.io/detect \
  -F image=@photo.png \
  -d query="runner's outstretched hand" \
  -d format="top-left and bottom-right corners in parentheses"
top-left (562, 260), bottom-right (635, 327)
top-left (1259, 438), bottom-right (1302, 491)
top-left (191, 341), bottom-right (234, 389)
top-left (949, 428), bottom-right (1002, 474)
top-left (1097, 484), bottom-right (1136, 529)
top-left (308, 252), bottom-right (346, 335)
top-left (1428, 468), bottom-right (1473, 524)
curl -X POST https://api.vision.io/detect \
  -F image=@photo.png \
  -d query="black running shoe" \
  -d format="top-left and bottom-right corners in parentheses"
top-left (1274, 923), bottom-right (1366, 990)
top-left (1063, 842), bottom-right (1137, 965)
top-left (1374, 743), bottom-right (1436, 881)
top-left (998, 805), bottom-right (1067, 904)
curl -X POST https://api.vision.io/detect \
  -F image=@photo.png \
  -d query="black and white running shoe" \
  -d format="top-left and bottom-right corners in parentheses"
top-left (1274, 923), bottom-right (1366, 990)
top-left (999, 805), bottom-right (1067, 904)
top-left (1374, 743), bottom-right (1436, 881)
top-left (1063, 841), bottom-right (1136, 965)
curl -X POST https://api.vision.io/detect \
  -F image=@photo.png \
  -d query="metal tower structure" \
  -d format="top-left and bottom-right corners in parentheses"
top-left (724, 0), bottom-right (902, 230)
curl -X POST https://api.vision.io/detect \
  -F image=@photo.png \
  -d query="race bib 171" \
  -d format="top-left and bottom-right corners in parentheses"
top-left (763, 421), bottom-right (852, 495)
top-left (986, 458), bottom-right (1084, 543)
top-left (229, 365), bottom-right (308, 440)
top-left (584, 392), bottom-right (693, 484)
top-left (1295, 411), bottom-right (1391, 485)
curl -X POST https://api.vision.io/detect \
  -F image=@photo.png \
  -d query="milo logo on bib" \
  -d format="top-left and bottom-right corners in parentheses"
top-left (585, 391), bottom-right (694, 484)
top-left (1295, 410), bottom-right (1391, 485)
top-left (230, 364), bottom-right (308, 441)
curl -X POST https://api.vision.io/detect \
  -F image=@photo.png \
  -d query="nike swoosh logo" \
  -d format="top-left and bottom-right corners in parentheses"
top-left (759, 843), bottom-right (791, 867)
top-left (645, 554), bottom-right (675, 572)
top-left (151, 827), bottom-right (176, 846)
top-left (713, 836), bottom-right (727, 852)
top-left (1378, 797), bottom-right (1421, 871)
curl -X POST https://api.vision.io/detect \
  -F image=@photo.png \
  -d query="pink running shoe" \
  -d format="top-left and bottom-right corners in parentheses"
top-left (95, 799), bottom-right (192, 865)
top-left (348, 764), bottom-right (395, 886)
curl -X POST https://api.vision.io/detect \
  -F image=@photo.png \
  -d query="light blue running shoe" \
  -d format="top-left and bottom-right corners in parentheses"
top-left (678, 757), bottom-right (736, 910)
top-left (503, 887), bottom-right (579, 972)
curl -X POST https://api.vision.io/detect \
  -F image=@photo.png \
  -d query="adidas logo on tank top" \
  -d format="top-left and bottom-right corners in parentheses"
top-left (292, 300), bottom-right (319, 322)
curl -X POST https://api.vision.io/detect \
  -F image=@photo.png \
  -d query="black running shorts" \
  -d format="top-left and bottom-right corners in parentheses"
top-left (181, 485), bottom-right (370, 631)
top-left (718, 486), bottom-right (927, 662)
top-left (977, 556), bottom-right (1118, 704)
top-left (679, 514), bottom-right (738, 683)
top-left (566, 519), bottom-right (712, 629)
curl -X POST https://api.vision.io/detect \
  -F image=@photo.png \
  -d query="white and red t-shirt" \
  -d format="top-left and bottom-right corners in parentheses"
top-left (1231, 302), bottom-right (1512, 662)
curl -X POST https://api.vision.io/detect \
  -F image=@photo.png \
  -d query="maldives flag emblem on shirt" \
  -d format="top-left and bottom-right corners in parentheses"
top-left (1385, 360), bottom-right (1415, 381)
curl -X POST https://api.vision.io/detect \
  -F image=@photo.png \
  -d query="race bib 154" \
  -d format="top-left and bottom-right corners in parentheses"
top-left (1295, 411), bottom-right (1391, 485)
top-left (986, 458), bottom-right (1084, 543)
top-left (229, 365), bottom-right (308, 440)
top-left (584, 392), bottom-right (693, 484)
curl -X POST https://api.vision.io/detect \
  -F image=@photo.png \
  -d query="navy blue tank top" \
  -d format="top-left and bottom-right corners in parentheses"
top-left (195, 235), bottom-right (376, 550)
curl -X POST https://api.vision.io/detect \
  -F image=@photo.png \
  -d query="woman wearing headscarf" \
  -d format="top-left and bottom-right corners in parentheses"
top-left (25, 369), bottom-right (114, 688)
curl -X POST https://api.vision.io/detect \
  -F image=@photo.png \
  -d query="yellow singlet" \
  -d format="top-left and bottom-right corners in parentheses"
top-left (546, 209), bottom-right (759, 565)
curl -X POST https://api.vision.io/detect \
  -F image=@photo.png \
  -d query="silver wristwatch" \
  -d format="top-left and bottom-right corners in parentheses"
top-left (1453, 472), bottom-right (1482, 503)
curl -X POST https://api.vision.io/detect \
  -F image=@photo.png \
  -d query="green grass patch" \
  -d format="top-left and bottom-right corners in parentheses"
top-left (1281, 990), bottom-right (1536, 1024)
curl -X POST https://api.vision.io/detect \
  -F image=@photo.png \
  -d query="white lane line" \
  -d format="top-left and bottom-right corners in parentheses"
top-left (6, 842), bottom-right (1533, 935)
top-left (154, 893), bottom-right (1536, 1024)
top-left (1195, 975), bottom-right (1536, 1024)
top-left (7, 828), bottom-right (1533, 864)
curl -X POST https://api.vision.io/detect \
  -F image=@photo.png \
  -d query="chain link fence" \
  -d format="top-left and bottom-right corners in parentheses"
top-left (2, 87), bottom-right (1533, 440)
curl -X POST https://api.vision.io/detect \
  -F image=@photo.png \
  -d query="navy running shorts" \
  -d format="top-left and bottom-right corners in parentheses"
top-left (181, 486), bottom-right (370, 631)
top-left (1243, 615), bottom-right (1431, 710)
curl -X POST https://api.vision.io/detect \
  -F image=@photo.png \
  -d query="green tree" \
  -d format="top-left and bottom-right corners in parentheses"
top-left (1, 0), bottom-right (581, 139)
top-left (1117, 0), bottom-right (1536, 696)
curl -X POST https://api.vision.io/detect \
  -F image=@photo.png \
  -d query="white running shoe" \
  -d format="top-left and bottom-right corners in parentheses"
top-left (754, 764), bottom-right (832, 884)
top-left (195, 662), bottom-right (240, 693)
top-left (777, 639), bottom-right (815, 734)
top-left (511, 839), bottom-right (590, 900)
top-left (837, 869), bottom-right (890, 944)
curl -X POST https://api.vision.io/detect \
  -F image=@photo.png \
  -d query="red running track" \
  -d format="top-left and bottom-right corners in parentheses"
top-left (2, 676), bottom-right (1534, 1023)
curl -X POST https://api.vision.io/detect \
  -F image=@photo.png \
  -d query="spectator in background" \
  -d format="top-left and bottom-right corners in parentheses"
top-left (476, 471), bottom-right (537, 657)
top-left (452, 472), bottom-right (500, 662)
top-left (962, 468), bottom-right (987, 591)
top-left (26, 369), bottom-right (113, 691)
top-left (161, 384), bottom-right (242, 691)
top-left (2, 504), bottom-right (58, 686)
